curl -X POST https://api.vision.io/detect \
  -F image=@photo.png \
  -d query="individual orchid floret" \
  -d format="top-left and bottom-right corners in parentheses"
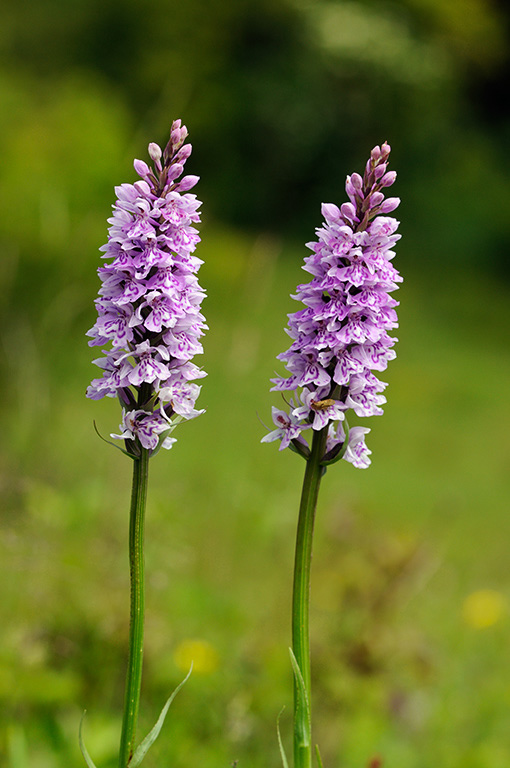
top-left (112, 409), bottom-right (175, 452)
top-left (261, 405), bottom-right (310, 451)
top-left (263, 142), bottom-right (401, 468)
top-left (87, 120), bottom-right (206, 457)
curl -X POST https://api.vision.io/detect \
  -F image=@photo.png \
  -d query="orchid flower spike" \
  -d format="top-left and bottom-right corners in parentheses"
top-left (263, 143), bottom-right (402, 468)
top-left (87, 121), bottom-right (207, 457)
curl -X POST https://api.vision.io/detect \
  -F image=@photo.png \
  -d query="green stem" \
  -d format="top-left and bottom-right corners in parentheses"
top-left (118, 447), bottom-right (150, 768)
top-left (292, 427), bottom-right (328, 768)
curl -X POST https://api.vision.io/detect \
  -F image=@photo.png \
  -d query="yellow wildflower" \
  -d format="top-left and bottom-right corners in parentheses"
top-left (173, 639), bottom-right (219, 675)
top-left (462, 589), bottom-right (506, 629)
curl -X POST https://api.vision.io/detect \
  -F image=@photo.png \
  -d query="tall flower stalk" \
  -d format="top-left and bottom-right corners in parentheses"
top-left (263, 143), bottom-right (402, 768)
top-left (83, 120), bottom-right (206, 768)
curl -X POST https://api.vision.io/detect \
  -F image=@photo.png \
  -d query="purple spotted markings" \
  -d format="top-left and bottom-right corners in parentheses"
top-left (262, 143), bottom-right (401, 468)
top-left (87, 120), bottom-right (206, 455)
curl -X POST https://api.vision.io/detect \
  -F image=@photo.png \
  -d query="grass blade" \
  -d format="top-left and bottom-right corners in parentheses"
top-left (129, 665), bottom-right (192, 768)
top-left (289, 647), bottom-right (311, 742)
top-left (78, 712), bottom-right (98, 768)
top-left (276, 707), bottom-right (290, 768)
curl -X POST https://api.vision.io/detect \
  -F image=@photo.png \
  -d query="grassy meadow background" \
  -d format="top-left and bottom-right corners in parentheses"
top-left (1, 1), bottom-right (510, 766)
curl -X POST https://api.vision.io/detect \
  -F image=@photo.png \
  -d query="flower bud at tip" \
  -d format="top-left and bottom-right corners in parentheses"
top-left (148, 142), bottom-right (162, 162)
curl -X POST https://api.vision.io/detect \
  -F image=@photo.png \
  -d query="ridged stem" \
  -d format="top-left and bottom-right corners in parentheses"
top-left (118, 447), bottom-right (149, 768)
top-left (292, 426), bottom-right (328, 768)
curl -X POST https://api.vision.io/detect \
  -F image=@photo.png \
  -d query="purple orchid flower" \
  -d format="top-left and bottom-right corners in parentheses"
top-left (264, 142), bottom-right (401, 468)
top-left (87, 121), bottom-right (206, 456)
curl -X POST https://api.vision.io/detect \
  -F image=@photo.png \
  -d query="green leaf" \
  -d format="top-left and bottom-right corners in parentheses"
top-left (315, 743), bottom-right (324, 768)
top-left (289, 438), bottom-right (311, 461)
top-left (320, 422), bottom-right (350, 466)
top-left (78, 712), bottom-right (99, 768)
top-left (129, 665), bottom-right (193, 768)
top-left (93, 421), bottom-right (135, 458)
top-left (276, 707), bottom-right (290, 768)
top-left (288, 648), bottom-right (311, 746)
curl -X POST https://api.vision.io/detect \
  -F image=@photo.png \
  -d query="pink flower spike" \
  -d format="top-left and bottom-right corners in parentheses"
top-left (263, 142), bottom-right (401, 466)
top-left (87, 121), bottom-right (207, 455)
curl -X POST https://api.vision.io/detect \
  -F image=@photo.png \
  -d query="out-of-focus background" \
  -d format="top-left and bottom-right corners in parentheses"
top-left (1, 0), bottom-right (510, 766)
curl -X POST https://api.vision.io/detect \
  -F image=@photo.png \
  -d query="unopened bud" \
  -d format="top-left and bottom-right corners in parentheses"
top-left (369, 191), bottom-right (384, 208)
top-left (350, 172), bottom-right (363, 190)
top-left (134, 159), bottom-right (150, 177)
top-left (374, 163), bottom-right (387, 180)
top-left (167, 162), bottom-right (184, 181)
top-left (133, 180), bottom-right (151, 196)
top-left (380, 142), bottom-right (391, 162)
top-left (148, 142), bottom-right (162, 163)
top-left (340, 202), bottom-right (357, 221)
top-left (380, 196), bottom-right (400, 213)
top-left (175, 143), bottom-right (192, 164)
top-left (321, 203), bottom-right (341, 222)
top-left (176, 175), bottom-right (199, 192)
top-left (345, 176), bottom-right (360, 201)
top-left (170, 124), bottom-right (188, 151)
top-left (380, 171), bottom-right (397, 187)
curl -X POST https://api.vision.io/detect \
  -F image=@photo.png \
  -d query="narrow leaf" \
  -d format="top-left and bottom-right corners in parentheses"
top-left (276, 707), bottom-right (290, 768)
top-left (289, 438), bottom-right (311, 461)
top-left (321, 423), bottom-right (350, 466)
top-left (315, 743), bottom-right (324, 768)
top-left (129, 665), bottom-right (193, 768)
top-left (79, 712), bottom-right (99, 768)
top-left (288, 647), bottom-right (311, 740)
top-left (93, 421), bottom-right (135, 458)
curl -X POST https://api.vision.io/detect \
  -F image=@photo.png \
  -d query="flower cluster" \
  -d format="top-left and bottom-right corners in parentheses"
top-left (263, 143), bottom-right (401, 468)
top-left (87, 120), bottom-right (206, 455)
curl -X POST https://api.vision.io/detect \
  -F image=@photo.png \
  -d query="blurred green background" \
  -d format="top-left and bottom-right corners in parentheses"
top-left (1, 0), bottom-right (510, 766)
